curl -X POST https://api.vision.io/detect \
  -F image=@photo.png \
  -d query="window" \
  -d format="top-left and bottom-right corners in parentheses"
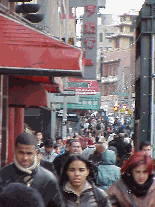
top-left (130, 26), bottom-right (134, 32)
top-left (130, 37), bottom-right (134, 46)
top-left (99, 33), bottom-right (103, 42)
top-left (120, 27), bottom-right (123, 33)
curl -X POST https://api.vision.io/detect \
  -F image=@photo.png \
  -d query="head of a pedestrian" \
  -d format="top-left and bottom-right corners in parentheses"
top-left (14, 133), bottom-right (38, 169)
top-left (44, 139), bottom-right (54, 154)
top-left (121, 151), bottom-right (154, 185)
top-left (139, 141), bottom-right (152, 157)
top-left (59, 154), bottom-right (95, 189)
top-left (69, 139), bottom-right (83, 155)
top-left (0, 183), bottom-right (45, 207)
top-left (56, 136), bottom-right (63, 146)
top-left (35, 132), bottom-right (43, 144)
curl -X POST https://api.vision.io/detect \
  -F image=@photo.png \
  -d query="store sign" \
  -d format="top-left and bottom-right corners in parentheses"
top-left (56, 110), bottom-right (79, 122)
top-left (68, 79), bottom-right (99, 95)
top-left (70, 0), bottom-right (106, 79)
top-left (60, 94), bottom-right (100, 110)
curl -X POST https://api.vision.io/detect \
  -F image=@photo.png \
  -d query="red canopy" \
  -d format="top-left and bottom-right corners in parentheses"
top-left (0, 13), bottom-right (85, 77)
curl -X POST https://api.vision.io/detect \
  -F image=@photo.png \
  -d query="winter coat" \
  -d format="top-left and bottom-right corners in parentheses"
top-left (96, 150), bottom-right (120, 191)
top-left (53, 151), bottom-right (70, 177)
top-left (106, 178), bottom-right (155, 207)
top-left (40, 159), bottom-right (58, 178)
top-left (42, 149), bottom-right (57, 162)
top-left (0, 163), bottom-right (65, 207)
top-left (83, 146), bottom-right (95, 159)
top-left (61, 180), bottom-right (112, 207)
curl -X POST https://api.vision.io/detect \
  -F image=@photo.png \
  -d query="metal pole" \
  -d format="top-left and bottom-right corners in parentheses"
top-left (151, 31), bottom-right (154, 157)
top-left (62, 0), bottom-right (69, 139)
top-left (51, 103), bottom-right (56, 140)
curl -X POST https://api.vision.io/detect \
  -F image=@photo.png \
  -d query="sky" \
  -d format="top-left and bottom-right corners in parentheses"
top-left (102, 0), bottom-right (146, 15)
top-left (76, 0), bottom-right (146, 16)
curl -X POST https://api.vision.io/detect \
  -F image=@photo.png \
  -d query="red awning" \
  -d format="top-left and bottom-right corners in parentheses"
top-left (9, 84), bottom-right (50, 108)
top-left (0, 13), bottom-right (85, 77)
top-left (12, 76), bottom-right (60, 93)
top-left (9, 78), bottom-right (50, 108)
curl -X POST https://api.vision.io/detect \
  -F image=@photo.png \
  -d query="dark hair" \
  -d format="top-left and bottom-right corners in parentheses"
top-left (56, 136), bottom-right (62, 141)
top-left (124, 143), bottom-right (132, 153)
top-left (15, 133), bottom-right (37, 148)
top-left (44, 139), bottom-right (53, 147)
top-left (95, 136), bottom-right (100, 143)
top-left (69, 139), bottom-right (81, 146)
top-left (66, 139), bottom-right (73, 145)
top-left (0, 183), bottom-right (45, 207)
top-left (139, 141), bottom-right (151, 151)
top-left (121, 151), bottom-right (154, 175)
top-left (59, 154), bottom-right (96, 186)
top-left (34, 131), bottom-right (42, 135)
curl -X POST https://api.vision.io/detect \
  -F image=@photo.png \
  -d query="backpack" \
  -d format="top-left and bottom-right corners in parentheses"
top-left (96, 123), bottom-right (101, 130)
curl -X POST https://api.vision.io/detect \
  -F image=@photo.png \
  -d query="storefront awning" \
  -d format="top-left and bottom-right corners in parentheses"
top-left (9, 76), bottom-right (51, 108)
top-left (9, 83), bottom-right (50, 108)
top-left (0, 13), bottom-right (85, 77)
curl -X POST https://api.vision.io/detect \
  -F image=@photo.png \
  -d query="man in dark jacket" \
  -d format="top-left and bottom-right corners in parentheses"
top-left (53, 139), bottom-right (82, 177)
top-left (0, 133), bottom-right (65, 207)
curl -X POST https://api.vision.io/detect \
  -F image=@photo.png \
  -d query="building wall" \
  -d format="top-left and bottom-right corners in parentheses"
top-left (61, 18), bottom-right (76, 39)
top-left (123, 26), bottom-right (131, 33)
top-left (37, 0), bottom-right (59, 37)
top-left (119, 37), bottom-right (130, 48)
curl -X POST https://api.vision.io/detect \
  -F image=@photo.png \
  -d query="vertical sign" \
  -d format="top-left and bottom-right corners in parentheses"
top-left (83, 1), bottom-right (98, 79)
top-left (70, 0), bottom-right (106, 80)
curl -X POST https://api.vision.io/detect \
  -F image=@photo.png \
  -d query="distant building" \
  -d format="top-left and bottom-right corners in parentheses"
top-left (106, 13), bottom-right (137, 49)
top-left (100, 48), bottom-right (135, 113)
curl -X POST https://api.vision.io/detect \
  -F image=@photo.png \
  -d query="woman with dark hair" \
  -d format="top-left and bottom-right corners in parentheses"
top-left (106, 151), bottom-right (155, 207)
top-left (59, 154), bottom-right (112, 207)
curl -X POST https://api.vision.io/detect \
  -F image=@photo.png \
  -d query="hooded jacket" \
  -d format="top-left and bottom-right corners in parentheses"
top-left (96, 150), bottom-right (120, 191)
top-left (0, 163), bottom-right (65, 207)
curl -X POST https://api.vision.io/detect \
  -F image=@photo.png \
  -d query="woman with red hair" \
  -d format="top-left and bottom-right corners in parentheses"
top-left (106, 151), bottom-right (155, 207)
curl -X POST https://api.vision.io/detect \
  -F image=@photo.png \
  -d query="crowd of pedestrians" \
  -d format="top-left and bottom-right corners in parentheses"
top-left (0, 112), bottom-right (154, 206)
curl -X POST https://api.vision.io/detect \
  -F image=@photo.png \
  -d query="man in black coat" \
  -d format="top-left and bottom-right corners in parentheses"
top-left (0, 133), bottom-right (65, 207)
top-left (53, 139), bottom-right (82, 177)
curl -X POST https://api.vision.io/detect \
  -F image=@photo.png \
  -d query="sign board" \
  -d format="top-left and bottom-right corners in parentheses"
top-left (112, 92), bottom-right (129, 96)
top-left (63, 89), bottom-right (75, 96)
top-left (70, 0), bottom-right (106, 79)
top-left (70, 0), bottom-right (106, 8)
top-left (50, 93), bottom-right (79, 103)
top-left (68, 78), bottom-right (99, 95)
top-left (56, 110), bottom-right (79, 122)
top-left (60, 93), bottom-right (100, 110)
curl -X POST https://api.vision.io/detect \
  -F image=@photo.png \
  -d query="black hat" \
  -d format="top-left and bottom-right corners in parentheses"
top-left (44, 139), bottom-right (53, 147)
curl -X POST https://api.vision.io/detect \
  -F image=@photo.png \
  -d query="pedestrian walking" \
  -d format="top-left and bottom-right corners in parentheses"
top-left (96, 149), bottom-right (120, 191)
top-left (107, 151), bottom-right (155, 207)
top-left (0, 132), bottom-right (65, 207)
top-left (59, 154), bottom-right (112, 207)
top-left (53, 139), bottom-right (82, 177)
top-left (41, 139), bottom-right (57, 162)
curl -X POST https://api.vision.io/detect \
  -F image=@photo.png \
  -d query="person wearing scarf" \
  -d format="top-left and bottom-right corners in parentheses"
top-left (106, 151), bottom-right (155, 207)
top-left (0, 132), bottom-right (65, 207)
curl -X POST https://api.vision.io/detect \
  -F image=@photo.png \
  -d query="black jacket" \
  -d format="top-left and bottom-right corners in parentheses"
top-left (53, 151), bottom-right (70, 177)
top-left (61, 181), bottom-right (112, 207)
top-left (40, 159), bottom-right (58, 178)
top-left (0, 163), bottom-right (65, 207)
